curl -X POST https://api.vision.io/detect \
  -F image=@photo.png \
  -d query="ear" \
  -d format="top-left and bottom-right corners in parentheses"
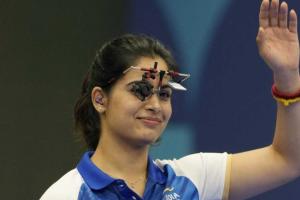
top-left (91, 86), bottom-right (108, 113)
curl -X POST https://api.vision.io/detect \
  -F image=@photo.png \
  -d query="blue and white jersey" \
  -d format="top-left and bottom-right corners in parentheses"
top-left (41, 152), bottom-right (231, 200)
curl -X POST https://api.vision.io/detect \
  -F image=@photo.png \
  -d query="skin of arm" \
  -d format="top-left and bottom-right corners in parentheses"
top-left (229, 0), bottom-right (300, 199)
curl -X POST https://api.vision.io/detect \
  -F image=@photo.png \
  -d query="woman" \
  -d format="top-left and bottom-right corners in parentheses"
top-left (41, 0), bottom-right (300, 199)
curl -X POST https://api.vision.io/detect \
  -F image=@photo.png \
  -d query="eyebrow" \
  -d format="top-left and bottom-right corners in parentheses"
top-left (125, 80), bottom-right (172, 90)
top-left (126, 80), bottom-right (145, 86)
top-left (160, 84), bottom-right (172, 90)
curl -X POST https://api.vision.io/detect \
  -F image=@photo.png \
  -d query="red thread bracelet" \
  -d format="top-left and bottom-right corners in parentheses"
top-left (272, 84), bottom-right (300, 99)
top-left (272, 84), bottom-right (300, 106)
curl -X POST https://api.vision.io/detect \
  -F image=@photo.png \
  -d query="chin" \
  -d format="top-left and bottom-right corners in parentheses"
top-left (129, 126), bottom-right (164, 146)
top-left (133, 133), bottom-right (161, 147)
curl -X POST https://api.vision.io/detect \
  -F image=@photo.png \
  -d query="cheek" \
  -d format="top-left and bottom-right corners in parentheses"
top-left (105, 101), bottom-right (139, 133)
top-left (108, 94), bottom-right (142, 118)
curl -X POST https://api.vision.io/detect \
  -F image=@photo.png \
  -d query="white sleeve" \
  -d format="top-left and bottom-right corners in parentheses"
top-left (40, 169), bottom-right (83, 200)
top-left (156, 152), bottom-right (231, 200)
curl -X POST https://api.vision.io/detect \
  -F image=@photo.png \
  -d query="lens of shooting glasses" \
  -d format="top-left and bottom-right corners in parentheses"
top-left (129, 80), bottom-right (153, 101)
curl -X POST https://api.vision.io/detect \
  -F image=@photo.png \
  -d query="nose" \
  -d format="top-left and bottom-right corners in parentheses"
top-left (144, 93), bottom-right (161, 113)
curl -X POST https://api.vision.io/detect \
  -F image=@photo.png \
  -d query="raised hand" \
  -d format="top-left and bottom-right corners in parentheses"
top-left (257, 0), bottom-right (300, 92)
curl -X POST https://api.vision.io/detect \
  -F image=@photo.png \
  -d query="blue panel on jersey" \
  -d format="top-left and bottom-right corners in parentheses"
top-left (161, 164), bottom-right (200, 200)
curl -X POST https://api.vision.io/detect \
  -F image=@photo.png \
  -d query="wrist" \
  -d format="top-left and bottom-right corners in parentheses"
top-left (273, 70), bottom-right (300, 94)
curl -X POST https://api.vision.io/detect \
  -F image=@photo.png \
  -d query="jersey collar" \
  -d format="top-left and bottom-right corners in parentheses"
top-left (77, 151), bottom-right (166, 190)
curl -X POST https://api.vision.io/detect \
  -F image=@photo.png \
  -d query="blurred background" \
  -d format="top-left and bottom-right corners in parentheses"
top-left (1, 0), bottom-right (300, 199)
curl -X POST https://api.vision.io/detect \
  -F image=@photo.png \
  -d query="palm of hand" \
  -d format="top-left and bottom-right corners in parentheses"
top-left (258, 26), bottom-right (299, 71)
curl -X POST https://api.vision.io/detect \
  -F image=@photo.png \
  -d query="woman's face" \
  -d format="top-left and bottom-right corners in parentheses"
top-left (101, 56), bottom-right (172, 147)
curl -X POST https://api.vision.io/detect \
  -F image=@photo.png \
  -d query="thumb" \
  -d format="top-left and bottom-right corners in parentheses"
top-left (256, 27), bottom-right (265, 44)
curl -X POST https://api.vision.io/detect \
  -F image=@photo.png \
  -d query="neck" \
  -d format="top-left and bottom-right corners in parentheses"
top-left (91, 133), bottom-right (149, 180)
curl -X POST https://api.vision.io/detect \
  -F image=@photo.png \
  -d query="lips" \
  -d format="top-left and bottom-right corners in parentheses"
top-left (138, 117), bottom-right (162, 122)
top-left (137, 116), bottom-right (163, 126)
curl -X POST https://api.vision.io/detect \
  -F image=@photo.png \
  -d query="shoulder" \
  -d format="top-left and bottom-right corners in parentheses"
top-left (154, 152), bottom-right (228, 174)
top-left (154, 152), bottom-right (231, 200)
top-left (40, 169), bottom-right (84, 200)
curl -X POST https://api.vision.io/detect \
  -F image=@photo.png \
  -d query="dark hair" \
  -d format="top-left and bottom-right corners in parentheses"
top-left (74, 34), bottom-right (177, 150)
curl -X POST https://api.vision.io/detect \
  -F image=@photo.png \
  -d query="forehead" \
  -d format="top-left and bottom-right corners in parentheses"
top-left (122, 57), bottom-right (169, 82)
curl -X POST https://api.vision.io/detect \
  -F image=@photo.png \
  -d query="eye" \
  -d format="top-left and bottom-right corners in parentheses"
top-left (158, 88), bottom-right (172, 101)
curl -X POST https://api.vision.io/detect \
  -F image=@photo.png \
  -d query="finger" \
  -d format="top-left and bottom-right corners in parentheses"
top-left (259, 0), bottom-right (270, 28)
top-left (279, 2), bottom-right (288, 28)
top-left (270, 0), bottom-right (279, 26)
top-left (289, 9), bottom-right (298, 33)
